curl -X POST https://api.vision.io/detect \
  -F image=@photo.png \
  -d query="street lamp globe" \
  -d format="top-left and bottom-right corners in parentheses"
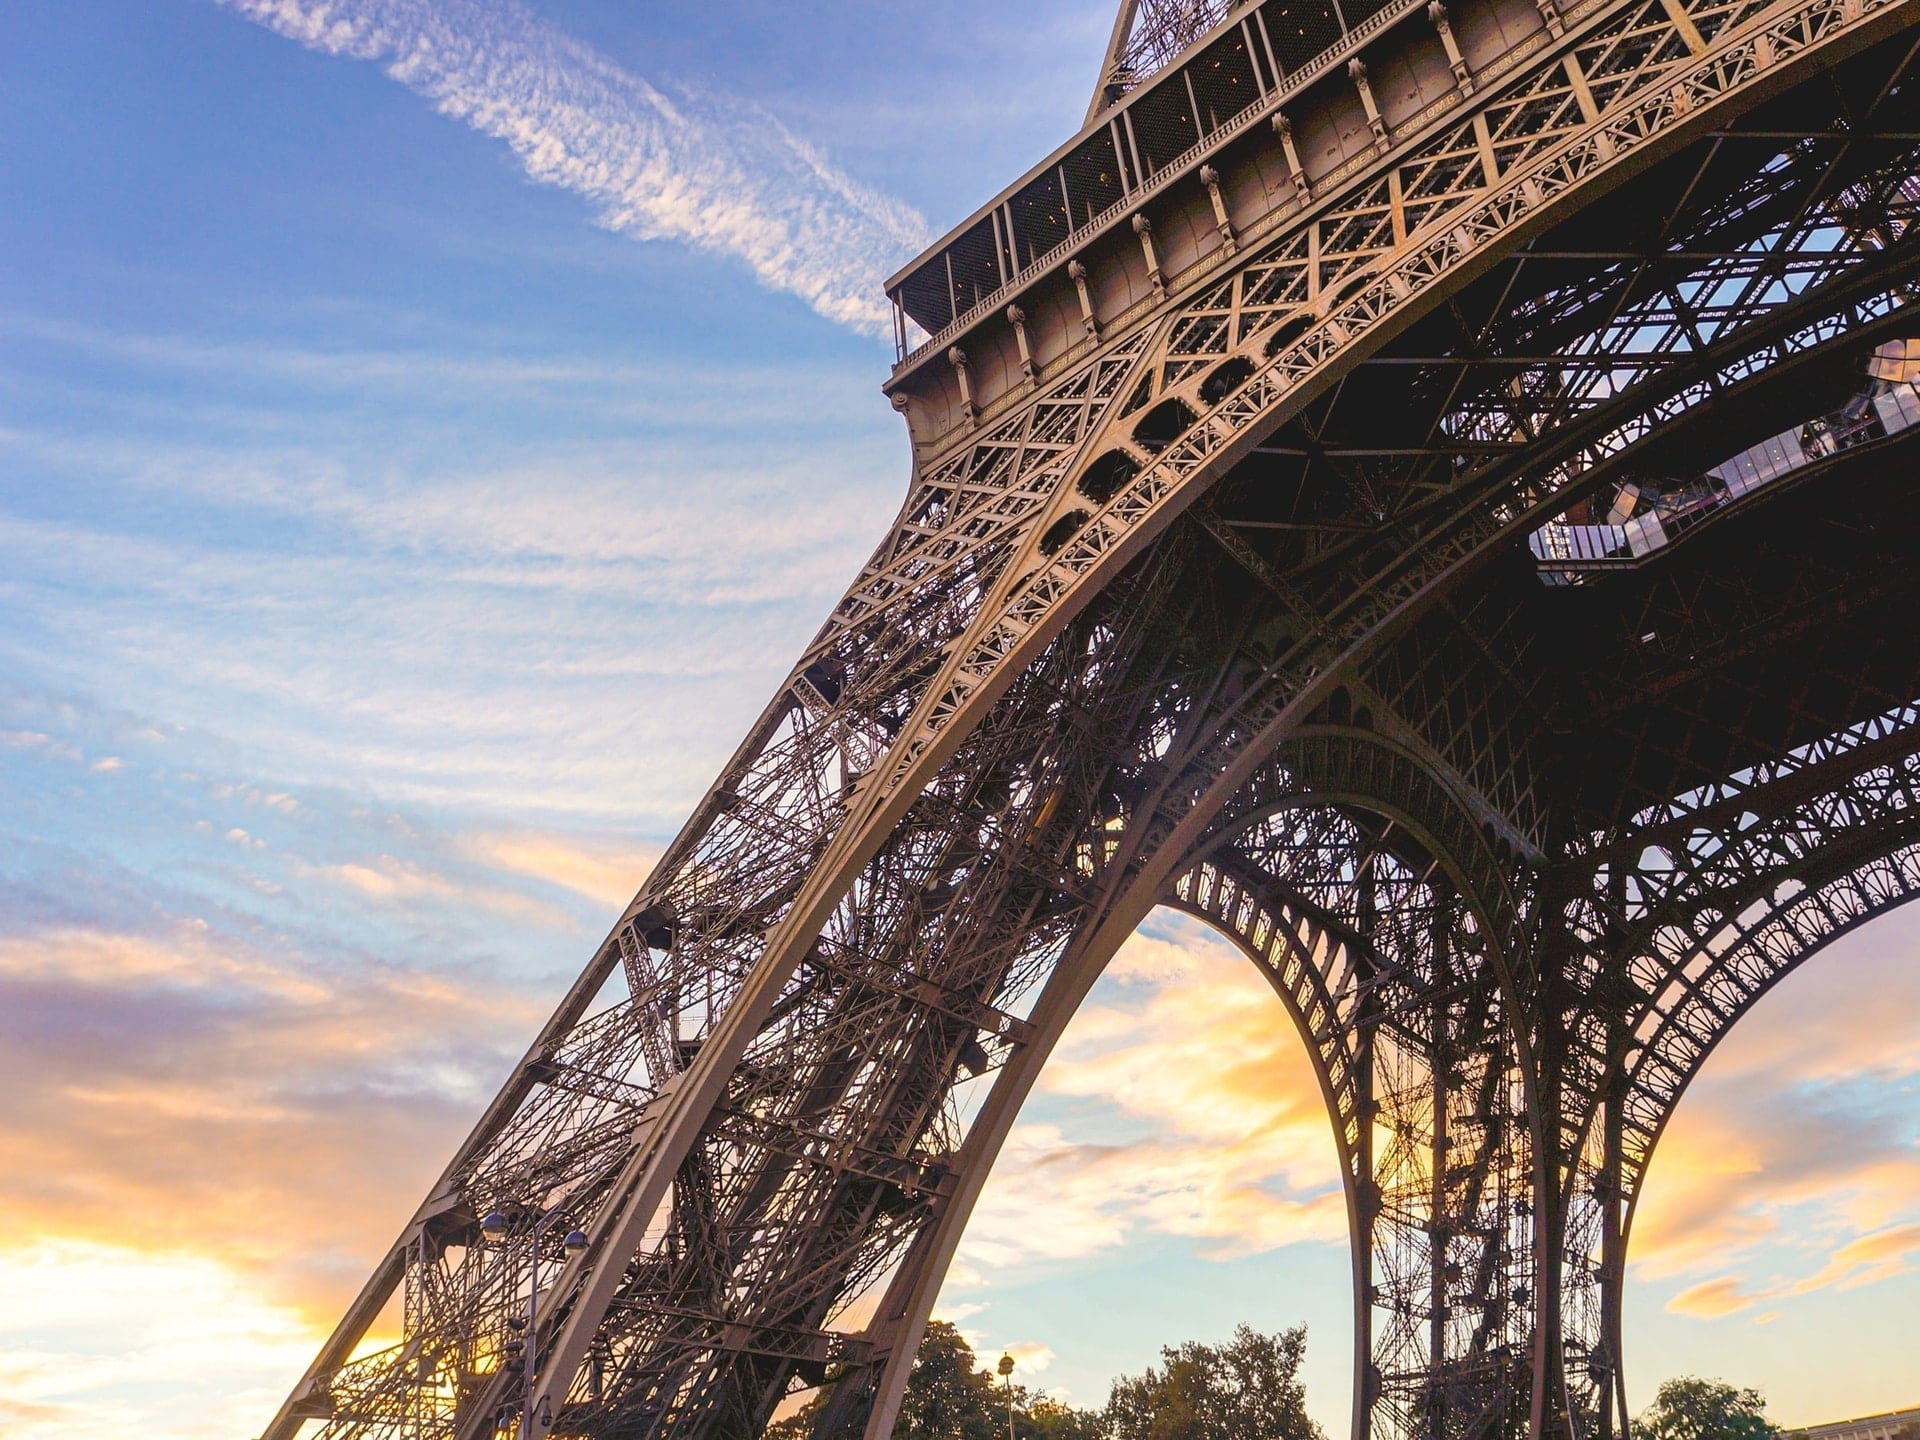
top-left (480, 1210), bottom-right (511, 1243)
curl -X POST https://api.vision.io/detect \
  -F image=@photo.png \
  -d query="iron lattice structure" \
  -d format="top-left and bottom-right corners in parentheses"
top-left (1090, 0), bottom-right (1239, 115)
top-left (270, 0), bottom-right (1920, 1436)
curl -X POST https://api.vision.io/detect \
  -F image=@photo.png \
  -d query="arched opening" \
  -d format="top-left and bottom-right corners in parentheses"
top-left (1077, 450), bottom-right (1140, 505)
top-left (933, 906), bottom-right (1357, 1437)
top-left (1263, 312), bottom-right (1314, 358)
top-left (904, 774), bottom-right (1507, 1440)
top-left (1132, 398), bottom-right (1198, 453)
top-left (1619, 900), bottom-right (1920, 1425)
top-left (1199, 356), bottom-right (1256, 406)
top-left (1040, 508), bottom-right (1092, 557)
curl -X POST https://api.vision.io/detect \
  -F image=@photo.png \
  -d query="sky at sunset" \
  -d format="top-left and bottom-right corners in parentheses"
top-left (2, 2), bottom-right (1917, 1436)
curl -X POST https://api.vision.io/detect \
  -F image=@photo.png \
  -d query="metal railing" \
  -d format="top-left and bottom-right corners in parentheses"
top-left (893, 0), bottom-right (1438, 367)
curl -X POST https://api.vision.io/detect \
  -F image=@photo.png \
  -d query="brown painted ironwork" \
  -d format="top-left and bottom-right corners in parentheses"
top-left (269, 0), bottom-right (1920, 1435)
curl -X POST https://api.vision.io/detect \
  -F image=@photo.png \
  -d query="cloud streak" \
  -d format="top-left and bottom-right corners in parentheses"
top-left (1789, 1222), bottom-right (1920, 1293)
top-left (218, 0), bottom-right (929, 332)
top-left (1667, 1276), bottom-right (1764, 1318)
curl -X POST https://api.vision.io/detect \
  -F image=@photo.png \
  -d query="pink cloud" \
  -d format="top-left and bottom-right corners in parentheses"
top-left (0, 922), bottom-right (539, 1323)
top-left (1630, 919), bottom-right (1920, 1315)
top-left (1786, 1223), bottom-right (1920, 1295)
top-left (457, 828), bottom-right (659, 909)
top-left (1667, 1276), bottom-right (1764, 1318)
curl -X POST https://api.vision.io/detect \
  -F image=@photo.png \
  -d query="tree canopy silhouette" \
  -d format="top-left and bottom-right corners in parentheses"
top-left (1103, 1324), bottom-right (1322, 1440)
top-left (766, 1321), bottom-right (1017, 1440)
top-left (766, 1320), bottom-right (1320, 1440)
top-left (1635, 1377), bottom-right (1781, 1440)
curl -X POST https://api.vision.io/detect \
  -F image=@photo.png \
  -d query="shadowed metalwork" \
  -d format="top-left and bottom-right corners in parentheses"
top-left (269, 0), bottom-right (1920, 1435)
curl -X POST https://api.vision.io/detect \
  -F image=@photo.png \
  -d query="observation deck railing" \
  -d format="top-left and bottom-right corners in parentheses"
top-left (889, 0), bottom-right (1463, 369)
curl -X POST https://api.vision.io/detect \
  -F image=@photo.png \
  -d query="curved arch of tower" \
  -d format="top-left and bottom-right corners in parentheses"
top-left (269, 0), bottom-right (1920, 1436)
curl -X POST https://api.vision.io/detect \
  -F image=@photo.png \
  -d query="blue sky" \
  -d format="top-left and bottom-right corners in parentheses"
top-left (1, 2), bottom-right (1916, 1435)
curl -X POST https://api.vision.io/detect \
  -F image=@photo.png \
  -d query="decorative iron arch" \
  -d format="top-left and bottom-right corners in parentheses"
top-left (1622, 841), bottom-right (1920, 1204)
top-left (1166, 782), bottom-right (1533, 1440)
top-left (1543, 715), bottom-right (1920, 1427)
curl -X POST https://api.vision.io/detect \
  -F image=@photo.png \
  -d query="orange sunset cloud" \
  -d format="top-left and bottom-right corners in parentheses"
top-left (956, 917), bottom-right (1349, 1283)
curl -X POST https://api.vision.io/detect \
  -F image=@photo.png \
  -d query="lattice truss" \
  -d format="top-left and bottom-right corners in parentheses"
top-left (1171, 767), bottom-right (1538, 1440)
top-left (1101, 0), bottom-right (1239, 101)
top-left (271, 2), bottom-right (1920, 1439)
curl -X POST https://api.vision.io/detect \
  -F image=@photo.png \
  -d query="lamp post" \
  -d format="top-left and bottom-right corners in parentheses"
top-left (997, 1353), bottom-right (1016, 1440)
top-left (481, 1206), bottom-right (590, 1439)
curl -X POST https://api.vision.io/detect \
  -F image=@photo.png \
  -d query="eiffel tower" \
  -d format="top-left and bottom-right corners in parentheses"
top-left (268, 0), bottom-right (1920, 1435)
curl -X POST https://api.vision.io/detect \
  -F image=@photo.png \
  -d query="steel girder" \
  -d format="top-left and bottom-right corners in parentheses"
top-left (269, 3), bottom-right (1920, 1440)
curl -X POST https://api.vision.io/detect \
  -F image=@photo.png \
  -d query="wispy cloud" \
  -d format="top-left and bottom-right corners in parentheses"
top-left (1003, 1340), bottom-right (1056, 1373)
top-left (0, 402), bottom-right (900, 823)
top-left (1660, 1223), bottom-right (1920, 1320)
top-left (1786, 1222), bottom-right (1920, 1295)
top-left (0, 1240), bottom-right (318, 1440)
top-left (1667, 1275), bottom-right (1764, 1318)
top-left (459, 828), bottom-right (658, 909)
top-left (218, 0), bottom-right (929, 332)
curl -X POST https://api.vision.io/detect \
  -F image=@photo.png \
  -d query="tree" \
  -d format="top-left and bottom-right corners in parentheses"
top-left (1636, 1377), bottom-right (1781, 1440)
top-left (765, 1320), bottom-right (1100, 1440)
top-left (1023, 1396), bottom-right (1108, 1440)
top-left (763, 1391), bottom-right (826, 1440)
top-left (1101, 1325), bottom-right (1323, 1440)
top-left (894, 1320), bottom-right (1005, 1440)
top-left (767, 1320), bottom-right (1324, 1440)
